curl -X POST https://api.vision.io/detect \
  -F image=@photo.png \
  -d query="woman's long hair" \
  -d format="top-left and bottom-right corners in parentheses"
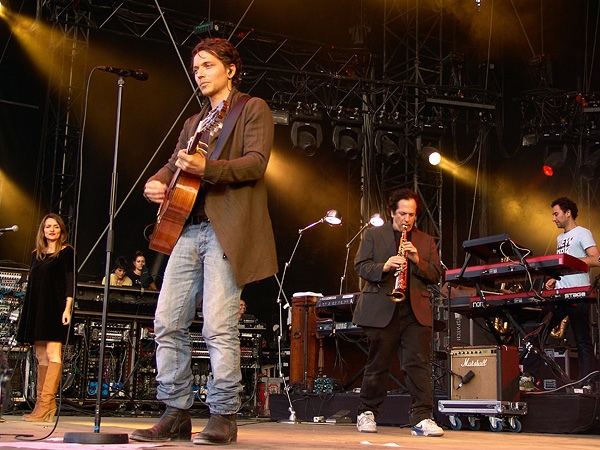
top-left (35, 213), bottom-right (70, 260)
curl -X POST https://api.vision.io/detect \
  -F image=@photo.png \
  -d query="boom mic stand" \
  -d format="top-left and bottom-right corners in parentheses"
top-left (63, 74), bottom-right (131, 444)
top-left (275, 210), bottom-right (342, 424)
top-left (339, 214), bottom-right (383, 294)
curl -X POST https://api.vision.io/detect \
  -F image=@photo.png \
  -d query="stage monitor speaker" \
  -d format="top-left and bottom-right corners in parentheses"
top-left (450, 346), bottom-right (519, 401)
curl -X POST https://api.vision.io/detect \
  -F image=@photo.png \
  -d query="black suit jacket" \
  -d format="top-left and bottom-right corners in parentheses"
top-left (352, 221), bottom-right (441, 328)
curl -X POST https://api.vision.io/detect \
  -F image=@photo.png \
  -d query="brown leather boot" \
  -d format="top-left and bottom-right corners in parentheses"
top-left (130, 407), bottom-right (192, 442)
top-left (23, 364), bottom-right (47, 420)
top-left (193, 414), bottom-right (237, 445)
top-left (24, 361), bottom-right (60, 422)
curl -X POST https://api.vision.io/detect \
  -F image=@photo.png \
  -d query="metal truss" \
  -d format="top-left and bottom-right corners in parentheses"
top-left (37, 0), bottom-right (500, 266)
top-left (36, 0), bottom-right (91, 238)
top-left (383, 0), bottom-right (443, 85)
top-left (520, 90), bottom-right (600, 187)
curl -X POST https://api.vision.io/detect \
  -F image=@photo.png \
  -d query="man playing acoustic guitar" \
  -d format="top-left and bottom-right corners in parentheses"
top-left (131, 38), bottom-right (277, 445)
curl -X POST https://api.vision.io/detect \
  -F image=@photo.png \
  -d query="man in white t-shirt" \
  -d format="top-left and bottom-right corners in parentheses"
top-left (545, 197), bottom-right (600, 379)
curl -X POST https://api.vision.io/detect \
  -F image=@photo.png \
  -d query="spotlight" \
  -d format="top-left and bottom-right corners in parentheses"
top-left (375, 130), bottom-right (403, 165)
top-left (324, 209), bottom-right (343, 226)
top-left (542, 144), bottom-right (567, 177)
top-left (291, 119), bottom-right (322, 157)
top-left (332, 122), bottom-right (363, 160)
top-left (429, 152), bottom-right (441, 166)
top-left (369, 213), bottom-right (384, 227)
top-left (423, 146), bottom-right (441, 166)
top-left (298, 209), bottom-right (343, 234)
top-left (581, 143), bottom-right (600, 181)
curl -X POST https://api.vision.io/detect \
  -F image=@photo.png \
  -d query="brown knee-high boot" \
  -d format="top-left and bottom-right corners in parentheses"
top-left (22, 365), bottom-right (48, 420)
top-left (24, 361), bottom-right (60, 422)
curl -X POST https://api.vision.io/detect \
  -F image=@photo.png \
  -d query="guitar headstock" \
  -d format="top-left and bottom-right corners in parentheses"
top-left (186, 100), bottom-right (229, 156)
top-left (200, 100), bottom-right (228, 134)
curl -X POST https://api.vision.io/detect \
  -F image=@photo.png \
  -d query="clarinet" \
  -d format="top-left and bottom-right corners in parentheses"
top-left (388, 224), bottom-right (408, 302)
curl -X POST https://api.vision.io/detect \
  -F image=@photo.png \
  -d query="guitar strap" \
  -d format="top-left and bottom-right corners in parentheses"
top-left (209, 94), bottom-right (251, 161)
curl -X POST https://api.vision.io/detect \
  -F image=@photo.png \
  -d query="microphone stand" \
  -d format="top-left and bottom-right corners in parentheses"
top-left (274, 212), bottom-right (341, 424)
top-left (339, 221), bottom-right (370, 295)
top-left (274, 227), bottom-right (308, 425)
top-left (64, 76), bottom-right (129, 444)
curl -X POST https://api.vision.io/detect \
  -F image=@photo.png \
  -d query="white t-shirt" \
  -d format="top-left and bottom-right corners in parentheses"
top-left (555, 225), bottom-right (595, 288)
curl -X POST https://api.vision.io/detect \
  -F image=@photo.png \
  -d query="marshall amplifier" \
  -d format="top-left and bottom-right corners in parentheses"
top-left (450, 346), bottom-right (519, 401)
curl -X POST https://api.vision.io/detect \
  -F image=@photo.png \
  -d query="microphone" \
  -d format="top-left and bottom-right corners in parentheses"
top-left (0, 225), bottom-right (18, 233)
top-left (96, 66), bottom-right (149, 81)
top-left (457, 370), bottom-right (475, 389)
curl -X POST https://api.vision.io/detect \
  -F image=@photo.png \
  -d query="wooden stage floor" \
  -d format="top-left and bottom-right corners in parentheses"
top-left (0, 413), bottom-right (599, 450)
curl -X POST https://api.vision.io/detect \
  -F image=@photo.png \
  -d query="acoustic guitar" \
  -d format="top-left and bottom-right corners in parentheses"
top-left (149, 101), bottom-right (227, 254)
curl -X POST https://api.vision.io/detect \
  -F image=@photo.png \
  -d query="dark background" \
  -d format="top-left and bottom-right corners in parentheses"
top-left (1, 0), bottom-right (599, 334)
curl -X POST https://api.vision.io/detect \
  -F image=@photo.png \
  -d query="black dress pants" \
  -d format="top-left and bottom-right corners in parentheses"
top-left (357, 302), bottom-right (433, 426)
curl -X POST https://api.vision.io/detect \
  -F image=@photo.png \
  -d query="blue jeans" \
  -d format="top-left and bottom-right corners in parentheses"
top-left (154, 221), bottom-right (243, 414)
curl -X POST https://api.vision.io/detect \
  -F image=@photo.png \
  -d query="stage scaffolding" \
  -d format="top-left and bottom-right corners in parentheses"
top-left (36, 0), bottom-right (501, 270)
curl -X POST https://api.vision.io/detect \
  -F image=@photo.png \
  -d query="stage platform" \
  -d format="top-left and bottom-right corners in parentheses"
top-left (0, 412), bottom-right (600, 450)
top-left (270, 391), bottom-right (600, 434)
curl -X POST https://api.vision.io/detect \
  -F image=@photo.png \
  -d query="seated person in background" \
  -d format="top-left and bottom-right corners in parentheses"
top-left (102, 256), bottom-right (132, 287)
top-left (237, 299), bottom-right (247, 321)
top-left (127, 251), bottom-right (158, 290)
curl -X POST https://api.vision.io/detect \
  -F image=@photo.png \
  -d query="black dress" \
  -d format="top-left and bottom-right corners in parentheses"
top-left (17, 246), bottom-right (74, 344)
top-left (126, 268), bottom-right (155, 289)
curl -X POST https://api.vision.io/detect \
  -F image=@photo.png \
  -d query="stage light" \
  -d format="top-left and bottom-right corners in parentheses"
top-left (423, 146), bottom-right (441, 166)
top-left (369, 213), bottom-right (384, 227)
top-left (581, 144), bottom-right (600, 181)
top-left (429, 152), bottom-right (441, 166)
top-left (271, 109), bottom-right (290, 125)
top-left (324, 209), bottom-right (343, 226)
top-left (542, 144), bottom-right (567, 177)
top-left (291, 119), bottom-right (322, 157)
top-left (332, 122), bottom-right (363, 160)
top-left (298, 209), bottom-right (343, 233)
top-left (375, 130), bottom-right (403, 165)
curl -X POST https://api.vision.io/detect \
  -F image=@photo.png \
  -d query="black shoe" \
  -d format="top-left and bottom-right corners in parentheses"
top-left (193, 414), bottom-right (237, 445)
top-left (130, 407), bottom-right (192, 442)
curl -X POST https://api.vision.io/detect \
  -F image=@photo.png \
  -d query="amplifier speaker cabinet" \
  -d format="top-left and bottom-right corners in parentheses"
top-left (450, 345), bottom-right (519, 401)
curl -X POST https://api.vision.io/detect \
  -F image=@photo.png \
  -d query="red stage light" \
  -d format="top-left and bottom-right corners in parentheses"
top-left (543, 165), bottom-right (554, 176)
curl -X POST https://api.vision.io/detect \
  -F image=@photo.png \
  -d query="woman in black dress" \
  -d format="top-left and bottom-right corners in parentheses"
top-left (17, 213), bottom-right (74, 422)
top-left (126, 251), bottom-right (158, 290)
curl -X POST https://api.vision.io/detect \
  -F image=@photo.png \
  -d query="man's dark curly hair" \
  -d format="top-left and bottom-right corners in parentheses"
top-left (192, 38), bottom-right (242, 89)
top-left (551, 197), bottom-right (578, 219)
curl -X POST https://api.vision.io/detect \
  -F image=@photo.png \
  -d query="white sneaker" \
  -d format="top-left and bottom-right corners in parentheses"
top-left (357, 411), bottom-right (377, 433)
top-left (411, 418), bottom-right (444, 437)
